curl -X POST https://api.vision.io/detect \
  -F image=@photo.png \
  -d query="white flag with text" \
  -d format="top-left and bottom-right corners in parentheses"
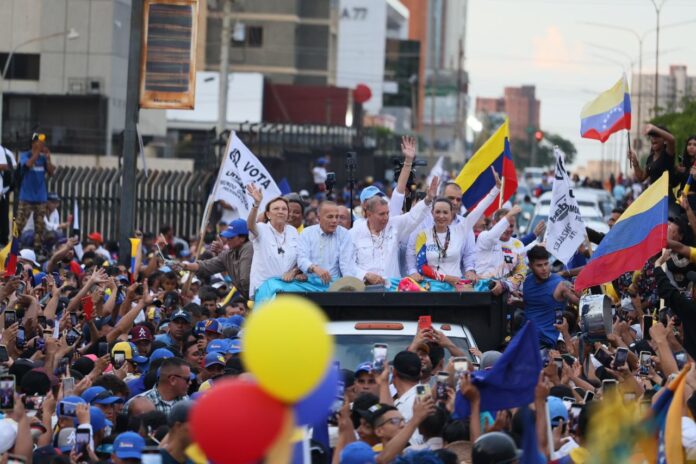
top-left (212, 133), bottom-right (281, 220)
top-left (546, 147), bottom-right (586, 265)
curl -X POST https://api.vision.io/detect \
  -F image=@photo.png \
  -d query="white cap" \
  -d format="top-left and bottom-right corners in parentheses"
top-left (0, 419), bottom-right (18, 453)
top-left (18, 249), bottom-right (39, 267)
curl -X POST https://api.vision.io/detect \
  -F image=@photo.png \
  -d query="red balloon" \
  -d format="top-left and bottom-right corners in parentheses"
top-left (190, 379), bottom-right (288, 464)
top-left (353, 84), bottom-right (372, 104)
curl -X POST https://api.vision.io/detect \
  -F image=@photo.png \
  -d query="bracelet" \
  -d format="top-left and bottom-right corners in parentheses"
top-left (252, 203), bottom-right (259, 209)
top-left (403, 162), bottom-right (413, 167)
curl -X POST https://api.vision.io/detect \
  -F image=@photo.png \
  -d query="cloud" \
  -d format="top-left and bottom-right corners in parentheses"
top-left (532, 26), bottom-right (585, 72)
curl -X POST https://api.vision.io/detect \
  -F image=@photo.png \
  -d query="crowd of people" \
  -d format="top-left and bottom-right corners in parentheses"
top-left (0, 123), bottom-right (693, 464)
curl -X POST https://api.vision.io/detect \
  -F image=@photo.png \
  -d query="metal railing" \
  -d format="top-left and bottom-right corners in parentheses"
top-left (46, 167), bottom-right (214, 241)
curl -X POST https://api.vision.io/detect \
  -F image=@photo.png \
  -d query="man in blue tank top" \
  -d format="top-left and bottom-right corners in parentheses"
top-left (523, 245), bottom-right (580, 348)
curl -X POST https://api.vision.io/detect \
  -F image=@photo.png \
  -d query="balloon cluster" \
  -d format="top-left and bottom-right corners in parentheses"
top-left (189, 295), bottom-right (337, 464)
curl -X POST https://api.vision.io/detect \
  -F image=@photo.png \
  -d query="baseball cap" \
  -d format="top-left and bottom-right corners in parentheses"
top-left (82, 386), bottom-right (123, 405)
top-left (392, 351), bottom-right (421, 381)
top-left (204, 352), bottom-right (226, 369)
top-left (481, 350), bottom-right (503, 370)
top-left (0, 419), bottom-right (17, 454)
top-left (90, 406), bottom-right (112, 432)
top-left (359, 186), bottom-right (385, 203)
top-left (18, 249), bottom-right (39, 268)
top-left (194, 321), bottom-right (207, 337)
top-left (171, 309), bottom-right (192, 323)
top-left (47, 192), bottom-right (60, 202)
top-left (547, 396), bottom-right (569, 426)
top-left (220, 219), bottom-right (249, 239)
top-left (111, 341), bottom-right (148, 364)
top-left (227, 338), bottom-right (241, 355)
top-left (204, 319), bottom-right (223, 335)
top-left (356, 403), bottom-right (398, 427)
top-left (56, 427), bottom-right (76, 453)
top-left (354, 362), bottom-right (373, 377)
top-left (167, 400), bottom-right (193, 427)
top-left (113, 431), bottom-right (145, 460)
top-left (149, 348), bottom-right (175, 365)
top-left (129, 324), bottom-right (154, 342)
top-left (207, 339), bottom-right (229, 354)
top-left (340, 441), bottom-right (376, 464)
top-left (87, 232), bottom-right (104, 244)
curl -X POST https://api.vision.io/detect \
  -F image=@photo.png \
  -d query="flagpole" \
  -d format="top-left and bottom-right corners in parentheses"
top-left (182, 132), bottom-right (234, 294)
top-left (498, 176), bottom-right (505, 209)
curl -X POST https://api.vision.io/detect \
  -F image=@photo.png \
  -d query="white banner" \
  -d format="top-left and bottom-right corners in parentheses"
top-left (546, 146), bottom-right (586, 265)
top-left (212, 133), bottom-right (281, 220)
top-left (426, 156), bottom-right (446, 186)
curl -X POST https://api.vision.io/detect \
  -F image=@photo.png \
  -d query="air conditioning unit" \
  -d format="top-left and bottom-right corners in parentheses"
top-left (87, 79), bottom-right (103, 94)
top-left (68, 78), bottom-right (86, 94)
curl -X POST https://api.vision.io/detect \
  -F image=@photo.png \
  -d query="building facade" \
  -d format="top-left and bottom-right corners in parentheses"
top-left (476, 85), bottom-right (540, 145)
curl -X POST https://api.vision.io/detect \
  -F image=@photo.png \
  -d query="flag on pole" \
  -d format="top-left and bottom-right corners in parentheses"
top-left (426, 156), bottom-right (446, 186)
top-left (2, 220), bottom-right (19, 277)
top-left (545, 146), bottom-right (586, 265)
top-left (580, 75), bottom-right (631, 143)
top-left (72, 201), bottom-right (83, 260)
top-left (129, 238), bottom-right (141, 282)
top-left (575, 171), bottom-right (668, 291)
top-left (455, 119), bottom-right (517, 217)
top-left (212, 133), bottom-right (281, 220)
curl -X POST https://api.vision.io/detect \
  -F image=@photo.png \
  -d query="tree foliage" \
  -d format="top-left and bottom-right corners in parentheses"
top-left (652, 97), bottom-right (696, 159)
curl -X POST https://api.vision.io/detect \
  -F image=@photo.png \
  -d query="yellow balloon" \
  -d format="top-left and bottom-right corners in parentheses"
top-left (242, 295), bottom-right (334, 403)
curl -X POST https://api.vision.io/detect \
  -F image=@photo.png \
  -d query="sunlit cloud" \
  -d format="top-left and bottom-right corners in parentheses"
top-left (532, 26), bottom-right (586, 72)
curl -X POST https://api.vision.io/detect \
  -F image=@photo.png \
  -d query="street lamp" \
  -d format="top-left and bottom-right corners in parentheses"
top-left (0, 27), bottom-right (79, 143)
top-left (650, 0), bottom-right (667, 116)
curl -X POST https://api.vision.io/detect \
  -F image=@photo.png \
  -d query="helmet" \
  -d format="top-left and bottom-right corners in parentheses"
top-left (472, 432), bottom-right (521, 464)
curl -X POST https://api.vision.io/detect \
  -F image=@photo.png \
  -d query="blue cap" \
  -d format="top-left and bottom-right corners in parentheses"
top-left (194, 321), bottom-right (207, 337)
top-left (220, 219), bottom-right (249, 239)
top-left (171, 309), bottom-right (192, 323)
top-left (355, 362), bottom-right (373, 376)
top-left (113, 431), bottom-right (145, 460)
top-left (226, 315), bottom-right (245, 328)
top-left (204, 319), bottom-right (223, 335)
top-left (227, 338), bottom-right (241, 355)
top-left (32, 272), bottom-right (47, 287)
top-left (89, 406), bottom-right (112, 432)
top-left (149, 348), bottom-right (174, 364)
top-left (359, 186), bottom-right (385, 203)
top-left (340, 442), bottom-right (376, 464)
top-left (204, 352), bottom-right (226, 368)
top-left (207, 339), bottom-right (229, 354)
top-left (547, 396), bottom-right (569, 426)
top-left (82, 386), bottom-right (123, 405)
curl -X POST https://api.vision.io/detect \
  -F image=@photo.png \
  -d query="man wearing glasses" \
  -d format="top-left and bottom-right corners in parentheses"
top-left (131, 357), bottom-right (191, 415)
top-left (15, 133), bottom-right (56, 256)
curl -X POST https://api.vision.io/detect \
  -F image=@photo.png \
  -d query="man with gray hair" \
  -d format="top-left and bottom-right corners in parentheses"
top-left (350, 178), bottom-right (439, 286)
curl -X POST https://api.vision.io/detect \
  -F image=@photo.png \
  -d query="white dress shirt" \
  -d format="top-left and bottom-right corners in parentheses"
top-left (249, 222), bottom-right (299, 297)
top-left (475, 217), bottom-right (525, 278)
top-left (297, 224), bottom-right (353, 279)
top-left (349, 199), bottom-right (430, 281)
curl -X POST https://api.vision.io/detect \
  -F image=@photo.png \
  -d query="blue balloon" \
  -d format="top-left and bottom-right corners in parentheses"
top-left (294, 362), bottom-right (339, 426)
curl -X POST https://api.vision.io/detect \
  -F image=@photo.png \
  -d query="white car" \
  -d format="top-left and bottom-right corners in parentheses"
top-left (535, 188), bottom-right (616, 221)
top-left (529, 203), bottom-right (609, 235)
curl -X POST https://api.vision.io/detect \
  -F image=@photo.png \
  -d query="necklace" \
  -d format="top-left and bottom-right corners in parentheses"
top-left (368, 224), bottom-right (386, 259)
top-left (432, 226), bottom-right (450, 267)
top-left (272, 226), bottom-right (286, 254)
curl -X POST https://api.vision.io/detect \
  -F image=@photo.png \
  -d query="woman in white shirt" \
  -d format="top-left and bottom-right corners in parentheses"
top-left (406, 198), bottom-right (472, 290)
top-left (246, 184), bottom-right (301, 299)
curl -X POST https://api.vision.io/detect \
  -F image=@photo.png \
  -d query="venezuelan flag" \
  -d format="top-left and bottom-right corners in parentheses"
top-left (455, 118), bottom-right (517, 217)
top-left (129, 238), bottom-right (141, 281)
top-left (575, 171), bottom-right (668, 291)
top-left (415, 230), bottom-right (439, 280)
top-left (580, 75), bottom-right (631, 142)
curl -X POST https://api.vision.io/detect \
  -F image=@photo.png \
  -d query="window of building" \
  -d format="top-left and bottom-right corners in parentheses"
top-left (231, 25), bottom-right (263, 48)
top-left (247, 26), bottom-right (263, 47)
top-left (0, 53), bottom-right (40, 80)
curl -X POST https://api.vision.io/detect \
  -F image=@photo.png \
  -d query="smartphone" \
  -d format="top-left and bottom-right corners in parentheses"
top-left (372, 344), bottom-right (387, 372)
top-left (65, 328), bottom-right (80, 346)
top-left (0, 345), bottom-right (8, 363)
top-left (554, 357), bottom-right (563, 371)
top-left (418, 315), bottom-right (432, 331)
top-left (594, 348), bottom-right (613, 367)
top-left (15, 327), bottom-right (25, 349)
top-left (37, 315), bottom-right (47, 328)
top-left (643, 315), bottom-right (653, 341)
top-left (69, 312), bottom-right (78, 327)
top-left (62, 377), bottom-right (75, 397)
top-left (34, 337), bottom-right (45, 353)
top-left (112, 351), bottom-right (126, 370)
top-left (435, 371), bottom-right (449, 400)
top-left (555, 309), bottom-right (564, 325)
top-left (74, 428), bottom-right (90, 455)
top-left (602, 379), bottom-right (618, 391)
top-left (3, 311), bottom-right (16, 328)
top-left (452, 357), bottom-right (468, 379)
top-left (23, 395), bottom-right (44, 411)
top-left (15, 282), bottom-right (25, 296)
top-left (562, 396), bottom-right (576, 404)
top-left (0, 375), bottom-right (15, 410)
top-left (416, 384), bottom-right (431, 399)
top-left (613, 347), bottom-right (629, 369)
top-left (562, 354), bottom-right (576, 367)
top-left (141, 447), bottom-right (163, 464)
top-left (58, 356), bottom-right (70, 375)
top-left (676, 352), bottom-right (687, 369)
top-left (97, 342), bottom-right (108, 357)
top-left (639, 351), bottom-right (651, 376)
top-left (58, 401), bottom-right (77, 417)
top-left (584, 390), bottom-right (595, 403)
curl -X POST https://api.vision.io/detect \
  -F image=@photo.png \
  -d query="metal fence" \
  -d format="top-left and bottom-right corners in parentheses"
top-left (46, 167), bottom-right (213, 241)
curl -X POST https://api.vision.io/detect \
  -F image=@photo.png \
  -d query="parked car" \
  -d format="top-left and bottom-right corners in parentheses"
top-left (535, 188), bottom-right (616, 221)
top-left (528, 203), bottom-right (609, 235)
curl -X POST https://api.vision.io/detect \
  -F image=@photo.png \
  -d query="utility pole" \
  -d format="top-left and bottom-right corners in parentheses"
top-left (650, 0), bottom-right (665, 117)
top-left (119, 0), bottom-right (144, 266)
top-left (455, 38), bottom-right (463, 147)
top-left (217, 0), bottom-right (232, 138)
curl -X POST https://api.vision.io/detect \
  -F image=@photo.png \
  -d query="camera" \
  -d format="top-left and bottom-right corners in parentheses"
top-left (325, 172), bottom-right (336, 194)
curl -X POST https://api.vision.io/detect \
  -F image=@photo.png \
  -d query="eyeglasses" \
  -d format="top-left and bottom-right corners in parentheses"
top-left (376, 417), bottom-right (405, 427)
top-left (169, 374), bottom-right (192, 384)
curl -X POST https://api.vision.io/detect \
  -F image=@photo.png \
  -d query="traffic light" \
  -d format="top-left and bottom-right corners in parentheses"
top-left (534, 130), bottom-right (544, 142)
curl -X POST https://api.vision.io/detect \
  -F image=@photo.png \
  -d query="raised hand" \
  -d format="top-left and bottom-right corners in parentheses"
top-left (401, 136), bottom-right (417, 163)
top-left (246, 183), bottom-right (263, 205)
top-left (491, 167), bottom-right (502, 190)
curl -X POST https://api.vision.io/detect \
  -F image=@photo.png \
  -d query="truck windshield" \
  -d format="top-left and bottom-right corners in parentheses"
top-left (333, 334), bottom-right (475, 370)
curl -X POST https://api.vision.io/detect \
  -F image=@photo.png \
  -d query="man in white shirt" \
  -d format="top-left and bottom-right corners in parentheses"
top-left (391, 350), bottom-right (425, 445)
top-left (350, 178), bottom-right (438, 286)
top-left (297, 200), bottom-right (353, 284)
top-left (475, 205), bottom-right (526, 295)
top-left (312, 158), bottom-right (328, 193)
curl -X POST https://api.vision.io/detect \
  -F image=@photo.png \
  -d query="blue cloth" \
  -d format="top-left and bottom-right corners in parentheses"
top-left (278, 178), bottom-right (292, 195)
top-left (566, 251), bottom-right (588, 271)
top-left (454, 321), bottom-right (542, 418)
top-left (519, 405), bottom-right (546, 464)
top-left (520, 232), bottom-right (537, 246)
top-left (297, 225), bottom-right (353, 280)
top-left (18, 151), bottom-right (48, 203)
top-left (523, 272), bottom-right (566, 347)
top-left (255, 276), bottom-right (411, 303)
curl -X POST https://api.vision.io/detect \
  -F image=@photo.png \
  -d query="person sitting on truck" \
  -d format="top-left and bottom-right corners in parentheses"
top-left (523, 245), bottom-right (580, 348)
top-left (350, 179), bottom-right (439, 288)
top-left (475, 205), bottom-right (527, 297)
top-left (354, 362), bottom-right (380, 397)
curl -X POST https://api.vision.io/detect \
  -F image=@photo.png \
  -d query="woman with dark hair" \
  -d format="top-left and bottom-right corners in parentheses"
top-left (676, 135), bottom-right (696, 190)
top-left (628, 123), bottom-right (676, 186)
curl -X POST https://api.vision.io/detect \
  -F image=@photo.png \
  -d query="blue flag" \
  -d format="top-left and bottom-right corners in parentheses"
top-left (278, 178), bottom-right (292, 195)
top-left (519, 405), bottom-right (546, 464)
top-left (455, 321), bottom-right (542, 418)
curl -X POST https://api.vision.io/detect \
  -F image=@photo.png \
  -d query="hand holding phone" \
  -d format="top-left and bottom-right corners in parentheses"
top-left (372, 344), bottom-right (387, 373)
top-left (0, 375), bottom-right (15, 410)
top-left (418, 315), bottom-right (432, 332)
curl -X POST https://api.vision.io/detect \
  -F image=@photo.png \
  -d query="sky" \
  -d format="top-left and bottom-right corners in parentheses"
top-left (465, 0), bottom-right (696, 169)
